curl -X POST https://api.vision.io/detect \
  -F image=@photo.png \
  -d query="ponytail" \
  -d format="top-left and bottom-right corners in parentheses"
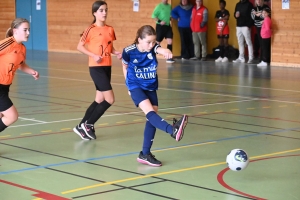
top-left (5, 18), bottom-right (29, 38)
top-left (5, 28), bottom-right (13, 38)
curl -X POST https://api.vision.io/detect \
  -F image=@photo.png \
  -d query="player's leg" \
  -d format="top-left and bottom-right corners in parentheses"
top-left (165, 26), bottom-right (175, 63)
top-left (80, 67), bottom-right (113, 140)
top-left (199, 32), bottom-right (207, 60)
top-left (233, 27), bottom-right (246, 63)
top-left (222, 36), bottom-right (229, 62)
top-left (0, 86), bottom-right (17, 132)
top-left (243, 27), bottom-right (254, 63)
top-left (138, 103), bottom-right (161, 166)
top-left (192, 32), bottom-right (201, 59)
top-left (0, 106), bottom-right (18, 132)
top-left (215, 36), bottom-right (224, 62)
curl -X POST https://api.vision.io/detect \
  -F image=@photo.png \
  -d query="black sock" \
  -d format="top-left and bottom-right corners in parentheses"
top-left (86, 100), bottom-right (111, 124)
top-left (0, 118), bottom-right (8, 132)
top-left (80, 101), bottom-right (98, 125)
top-left (167, 44), bottom-right (173, 52)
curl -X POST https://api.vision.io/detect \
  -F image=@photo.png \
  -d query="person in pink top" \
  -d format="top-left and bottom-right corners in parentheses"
top-left (257, 7), bottom-right (271, 67)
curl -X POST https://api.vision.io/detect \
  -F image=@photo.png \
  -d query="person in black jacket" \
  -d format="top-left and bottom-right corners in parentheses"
top-left (233, 0), bottom-right (254, 64)
top-left (251, 0), bottom-right (270, 61)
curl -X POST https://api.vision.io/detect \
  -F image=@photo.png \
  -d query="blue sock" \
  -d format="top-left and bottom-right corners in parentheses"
top-left (146, 111), bottom-right (173, 134)
top-left (142, 120), bottom-right (156, 155)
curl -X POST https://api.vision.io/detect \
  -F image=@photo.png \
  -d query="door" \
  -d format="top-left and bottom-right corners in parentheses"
top-left (16, 0), bottom-right (48, 51)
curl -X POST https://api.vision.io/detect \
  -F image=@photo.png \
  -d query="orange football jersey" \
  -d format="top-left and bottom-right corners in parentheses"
top-left (80, 24), bottom-right (116, 67)
top-left (0, 37), bottom-right (26, 85)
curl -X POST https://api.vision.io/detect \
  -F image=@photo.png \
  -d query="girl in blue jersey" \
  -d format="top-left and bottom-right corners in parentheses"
top-left (122, 25), bottom-right (188, 167)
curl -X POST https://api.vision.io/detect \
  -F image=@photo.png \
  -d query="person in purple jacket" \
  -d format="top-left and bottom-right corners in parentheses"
top-left (171, 0), bottom-right (194, 60)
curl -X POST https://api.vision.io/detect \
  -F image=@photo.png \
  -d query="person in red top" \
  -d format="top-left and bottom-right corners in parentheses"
top-left (215, 0), bottom-right (230, 63)
top-left (190, 0), bottom-right (208, 61)
top-left (73, 0), bottom-right (122, 141)
top-left (0, 18), bottom-right (39, 133)
top-left (257, 7), bottom-right (271, 67)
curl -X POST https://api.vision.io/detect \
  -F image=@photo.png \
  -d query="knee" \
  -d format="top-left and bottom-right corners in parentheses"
top-left (12, 112), bottom-right (19, 123)
top-left (106, 98), bottom-right (115, 105)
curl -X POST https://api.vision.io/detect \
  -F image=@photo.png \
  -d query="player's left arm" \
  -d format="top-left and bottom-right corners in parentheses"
top-left (19, 62), bottom-right (39, 80)
top-left (112, 46), bottom-right (122, 59)
top-left (156, 47), bottom-right (173, 60)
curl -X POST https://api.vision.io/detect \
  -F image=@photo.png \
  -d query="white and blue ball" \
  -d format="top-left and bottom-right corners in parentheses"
top-left (226, 149), bottom-right (249, 171)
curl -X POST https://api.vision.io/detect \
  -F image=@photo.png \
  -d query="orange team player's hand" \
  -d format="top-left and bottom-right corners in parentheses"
top-left (32, 70), bottom-right (39, 80)
top-left (114, 51), bottom-right (122, 60)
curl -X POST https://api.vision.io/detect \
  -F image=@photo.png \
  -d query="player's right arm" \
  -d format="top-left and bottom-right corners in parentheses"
top-left (121, 49), bottom-right (129, 80)
top-left (77, 39), bottom-right (101, 63)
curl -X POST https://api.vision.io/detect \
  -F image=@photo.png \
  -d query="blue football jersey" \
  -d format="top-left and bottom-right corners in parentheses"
top-left (122, 43), bottom-right (160, 91)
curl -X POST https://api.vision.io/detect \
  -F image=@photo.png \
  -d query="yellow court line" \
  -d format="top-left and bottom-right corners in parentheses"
top-left (61, 128), bottom-right (71, 131)
top-left (98, 123), bottom-right (109, 126)
top-left (116, 121), bottom-right (126, 124)
top-left (152, 142), bottom-right (216, 153)
top-left (61, 147), bottom-right (300, 195)
top-left (0, 135), bottom-right (10, 138)
top-left (214, 110), bottom-right (223, 112)
top-left (247, 108), bottom-right (255, 110)
top-left (41, 130), bottom-right (52, 133)
top-left (166, 115), bottom-right (175, 118)
top-left (20, 133), bottom-right (32, 135)
top-left (133, 119), bottom-right (143, 122)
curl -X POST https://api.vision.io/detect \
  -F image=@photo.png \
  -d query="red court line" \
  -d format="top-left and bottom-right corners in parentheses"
top-left (0, 179), bottom-right (70, 200)
top-left (217, 154), bottom-right (300, 200)
top-left (224, 112), bottom-right (300, 124)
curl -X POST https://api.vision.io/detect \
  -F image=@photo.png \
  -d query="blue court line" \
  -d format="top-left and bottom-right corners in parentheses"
top-left (1, 126), bottom-right (300, 175)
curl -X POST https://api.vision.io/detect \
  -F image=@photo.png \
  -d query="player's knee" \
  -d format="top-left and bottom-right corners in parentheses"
top-left (106, 98), bottom-right (114, 105)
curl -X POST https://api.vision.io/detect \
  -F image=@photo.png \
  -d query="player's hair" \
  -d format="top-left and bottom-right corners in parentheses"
top-left (80, 1), bottom-right (107, 37)
top-left (263, 7), bottom-right (271, 17)
top-left (219, 0), bottom-right (226, 6)
top-left (180, 0), bottom-right (190, 6)
top-left (91, 0), bottom-right (107, 24)
top-left (134, 25), bottom-right (156, 44)
top-left (6, 18), bottom-right (29, 38)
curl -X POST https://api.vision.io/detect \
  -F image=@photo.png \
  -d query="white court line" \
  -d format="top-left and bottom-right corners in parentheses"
top-left (36, 75), bottom-right (300, 104)
top-left (8, 99), bottom-right (255, 128)
top-left (18, 117), bottom-right (46, 123)
top-left (25, 68), bottom-right (300, 94)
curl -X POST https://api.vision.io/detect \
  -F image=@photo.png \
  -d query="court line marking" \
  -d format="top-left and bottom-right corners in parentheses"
top-left (34, 74), bottom-right (300, 105)
top-left (1, 126), bottom-right (300, 176)
top-left (8, 99), bottom-right (255, 128)
top-left (61, 148), bottom-right (300, 194)
top-left (18, 117), bottom-right (46, 123)
top-left (152, 142), bottom-right (216, 152)
top-left (24, 69), bottom-right (300, 94)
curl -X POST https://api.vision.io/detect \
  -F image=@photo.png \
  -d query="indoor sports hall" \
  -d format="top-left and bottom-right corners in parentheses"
top-left (1, 0), bottom-right (300, 200)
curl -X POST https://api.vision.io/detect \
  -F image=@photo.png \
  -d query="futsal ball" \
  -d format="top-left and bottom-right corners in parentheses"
top-left (226, 149), bottom-right (249, 171)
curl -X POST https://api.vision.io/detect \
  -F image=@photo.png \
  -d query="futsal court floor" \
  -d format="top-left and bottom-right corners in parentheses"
top-left (0, 50), bottom-right (299, 200)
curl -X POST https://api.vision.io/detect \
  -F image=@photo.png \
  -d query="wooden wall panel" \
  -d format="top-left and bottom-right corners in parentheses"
top-left (271, 0), bottom-right (300, 67)
top-left (0, 1), bottom-right (15, 39)
top-left (47, 0), bottom-right (166, 53)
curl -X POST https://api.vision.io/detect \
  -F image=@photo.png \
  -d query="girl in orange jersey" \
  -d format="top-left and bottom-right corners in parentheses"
top-left (0, 18), bottom-right (39, 133)
top-left (73, 1), bottom-right (122, 140)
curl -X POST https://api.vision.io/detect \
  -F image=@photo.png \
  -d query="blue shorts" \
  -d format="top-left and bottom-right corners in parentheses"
top-left (130, 88), bottom-right (158, 107)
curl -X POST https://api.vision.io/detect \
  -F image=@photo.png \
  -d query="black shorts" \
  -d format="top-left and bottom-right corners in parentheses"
top-left (130, 88), bottom-right (158, 107)
top-left (156, 24), bottom-right (173, 42)
top-left (0, 84), bottom-right (13, 112)
top-left (217, 34), bottom-right (229, 39)
top-left (89, 66), bottom-right (112, 91)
